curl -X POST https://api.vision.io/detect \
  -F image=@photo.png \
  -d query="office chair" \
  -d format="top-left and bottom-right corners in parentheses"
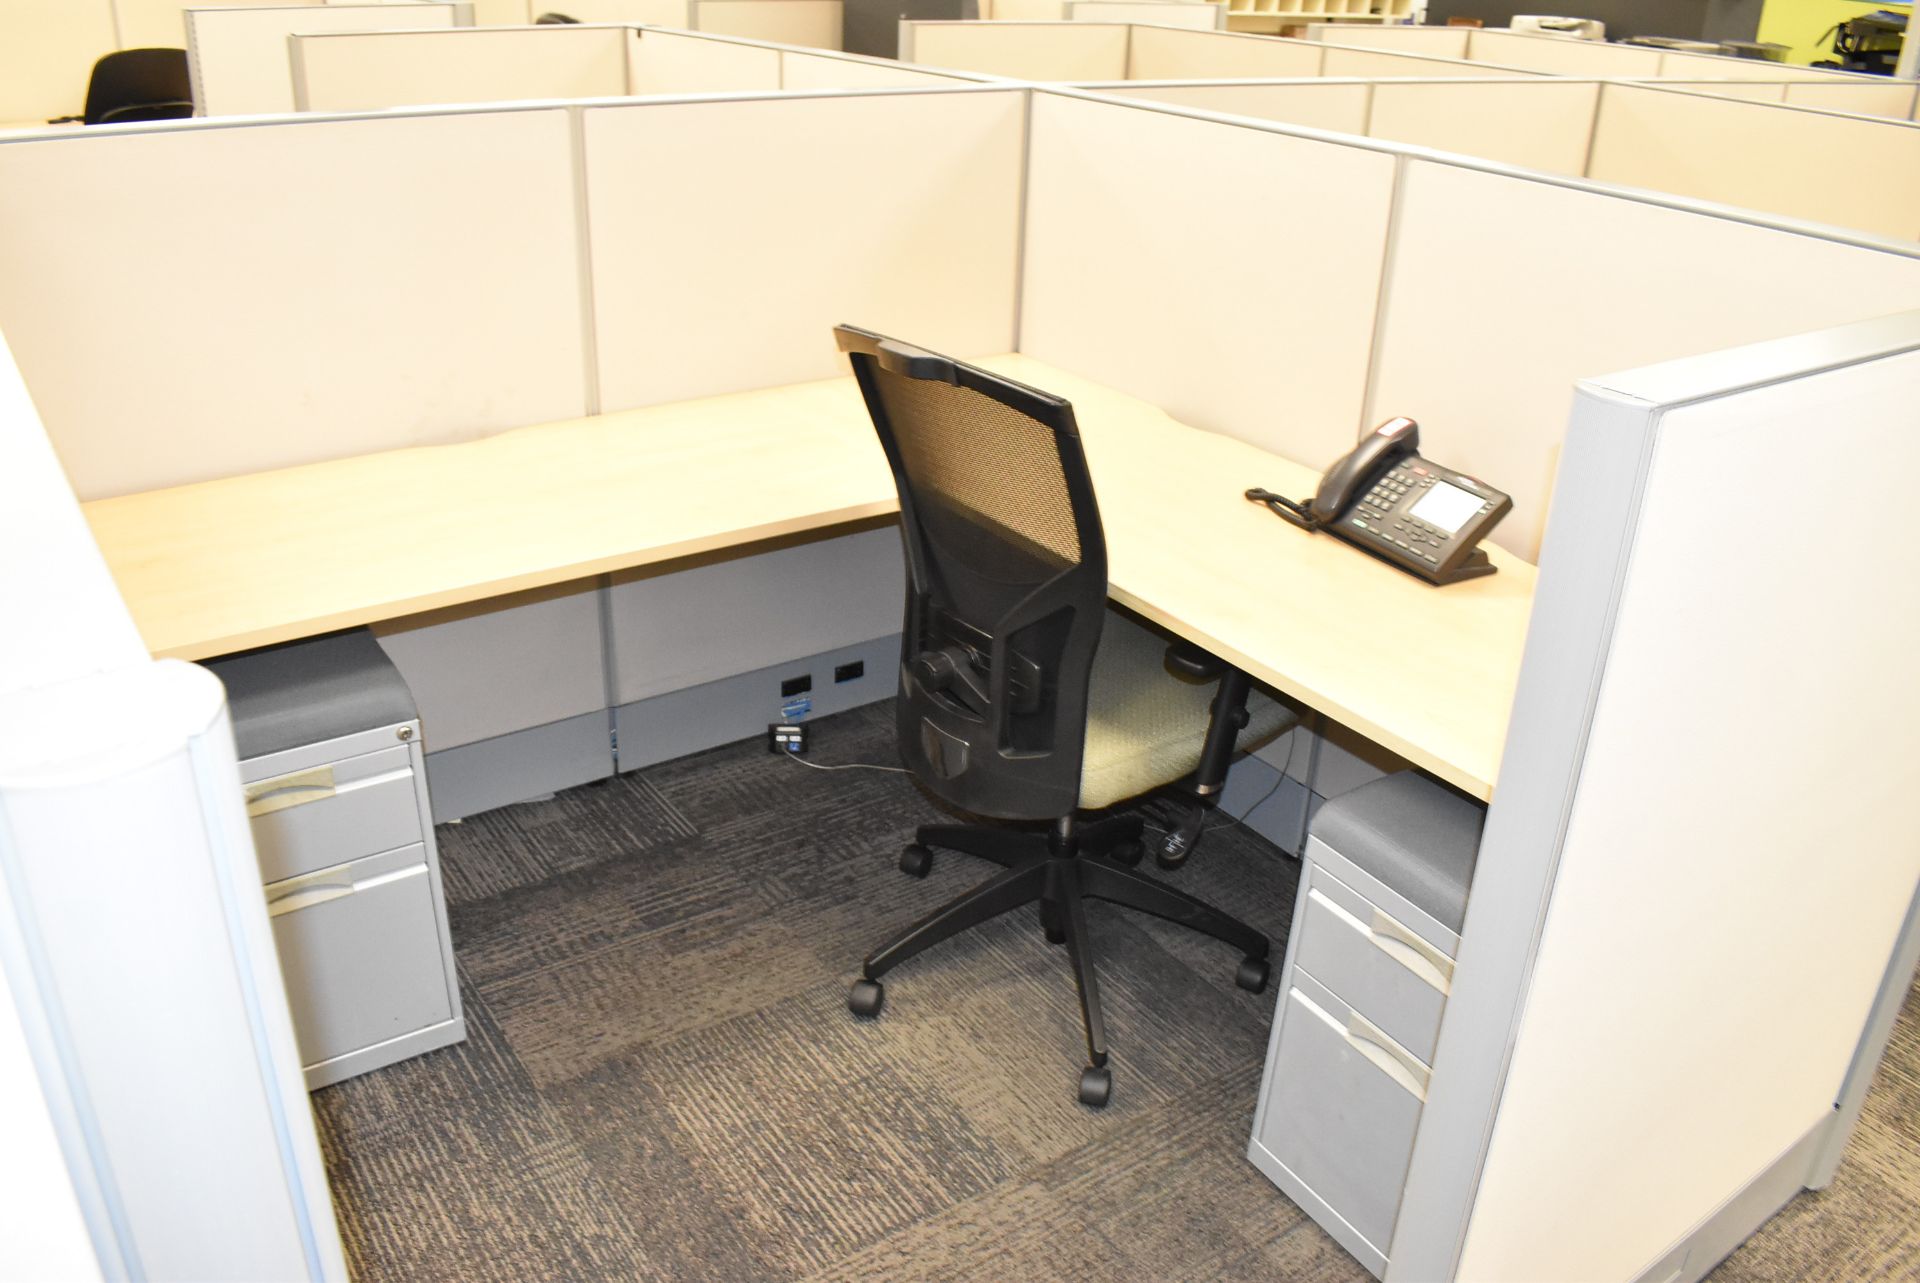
top-left (73, 50), bottom-right (194, 126)
top-left (835, 326), bottom-right (1298, 1107)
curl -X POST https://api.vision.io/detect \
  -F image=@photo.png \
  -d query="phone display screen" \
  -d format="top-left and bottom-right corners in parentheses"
top-left (1409, 481), bottom-right (1483, 535)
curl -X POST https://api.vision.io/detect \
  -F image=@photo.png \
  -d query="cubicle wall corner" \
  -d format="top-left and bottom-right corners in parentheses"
top-left (1391, 309), bottom-right (1920, 1283)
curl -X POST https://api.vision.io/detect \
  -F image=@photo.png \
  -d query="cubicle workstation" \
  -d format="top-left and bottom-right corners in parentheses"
top-left (899, 18), bottom-right (1915, 109)
top-left (1306, 19), bottom-right (1907, 84)
top-left (4, 70), bottom-right (1920, 1281)
top-left (470, 0), bottom-right (845, 46)
top-left (185, 3), bottom-right (471, 117)
top-left (282, 22), bottom-right (983, 110)
top-left (1078, 75), bottom-right (1920, 241)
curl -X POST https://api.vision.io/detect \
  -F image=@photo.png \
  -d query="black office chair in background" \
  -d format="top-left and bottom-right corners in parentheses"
top-left (836, 326), bottom-right (1298, 1107)
top-left (66, 49), bottom-right (194, 126)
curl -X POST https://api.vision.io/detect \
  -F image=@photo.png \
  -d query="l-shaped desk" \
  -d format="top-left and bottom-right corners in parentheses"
top-left (80, 355), bottom-right (1535, 801)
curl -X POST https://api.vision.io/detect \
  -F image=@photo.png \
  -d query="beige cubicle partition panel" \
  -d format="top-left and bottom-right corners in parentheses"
top-left (779, 47), bottom-right (977, 88)
top-left (0, 109), bottom-right (588, 498)
top-left (187, 2), bottom-right (463, 117)
top-left (583, 88), bottom-right (1024, 410)
top-left (469, 0), bottom-right (533, 21)
top-left (1307, 21), bottom-right (1468, 58)
top-left (1781, 78), bottom-right (1920, 120)
top-left (1366, 160), bottom-right (1920, 558)
top-left (1069, 1), bottom-right (1219, 28)
top-left (627, 28), bottom-right (779, 93)
top-left (292, 24), bottom-right (629, 111)
top-left (979, 0), bottom-right (1070, 16)
top-left (1127, 25), bottom-right (1321, 78)
top-left (120, 0), bottom-right (321, 48)
top-left (0, 0), bottom-right (118, 122)
top-left (1466, 27), bottom-right (1664, 77)
top-left (1368, 79), bottom-right (1597, 176)
top-left (1653, 47), bottom-right (1856, 82)
top-left (1644, 77), bottom-right (1786, 102)
top-left (1090, 79), bottom-right (1368, 134)
top-left (549, 0), bottom-right (692, 19)
top-left (694, 0), bottom-right (841, 50)
top-left (1588, 86), bottom-right (1920, 243)
top-left (1319, 45), bottom-right (1532, 80)
top-left (1020, 92), bottom-right (1393, 466)
top-left (903, 21), bottom-right (1129, 79)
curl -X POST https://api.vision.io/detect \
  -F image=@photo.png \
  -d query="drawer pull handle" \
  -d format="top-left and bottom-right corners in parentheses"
top-left (246, 765), bottom-right (336, 816)
top-left (267, 879), bottom-right (354, 916)
top-left (1345, 1012), bottom-right (1431, 1101)
top-left (1369, 911), bottom-right (1454, 993)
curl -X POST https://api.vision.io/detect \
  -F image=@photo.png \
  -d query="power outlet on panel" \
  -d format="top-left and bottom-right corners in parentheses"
top-left (781, 674), bottom-right (813, 698)
top-left (834, 660), bottom-right (865, 683)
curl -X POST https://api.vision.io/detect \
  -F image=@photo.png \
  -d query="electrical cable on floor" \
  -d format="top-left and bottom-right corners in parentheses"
top-left (782, 753), bottom-right (910, 776)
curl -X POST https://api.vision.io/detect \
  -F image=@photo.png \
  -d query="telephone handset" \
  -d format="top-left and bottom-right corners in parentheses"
top-left (1247, 417), bottom-right (1512, 586)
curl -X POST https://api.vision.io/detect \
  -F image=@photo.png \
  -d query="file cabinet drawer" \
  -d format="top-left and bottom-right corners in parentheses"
top-left (245, 744), bottom-right (422, 885)
top-left (1255, 971), bottom-right (1427, 1258)
top-left (1294, 867), bottom-right (1452, 1066)
top-left (266, 844), bottom-right (454, 1071)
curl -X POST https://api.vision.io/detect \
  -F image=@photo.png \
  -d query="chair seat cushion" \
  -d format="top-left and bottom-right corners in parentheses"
top-left (1078, 610), bottom-right (1297, 811)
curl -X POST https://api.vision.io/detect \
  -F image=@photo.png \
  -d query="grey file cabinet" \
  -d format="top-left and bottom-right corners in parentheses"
top-left (1249, 772), bottom-right (1483, 1277)
top-left (208, 630), bottom-right (466, 1090)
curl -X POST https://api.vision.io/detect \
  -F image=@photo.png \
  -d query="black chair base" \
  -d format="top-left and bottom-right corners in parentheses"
top-left (848, 815), bottom-right (1272, 1108)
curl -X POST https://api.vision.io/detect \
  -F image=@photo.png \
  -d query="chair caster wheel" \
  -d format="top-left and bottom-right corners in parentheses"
top-left (1078, 1065), bottom-right (1113, 1109)
top-left (849, 978), bottom-right (885, 1018)
top-left (1041, 903), bottom-right (1067, 945)
top-left (898, 844), bottom-right (932, 878)
top-left (1045, 925), bottom-right (1068, 945)
top-left (1235, 956), bottom-right (1270, 995)
top-left (1110, 838), bottom-right (1144, 867)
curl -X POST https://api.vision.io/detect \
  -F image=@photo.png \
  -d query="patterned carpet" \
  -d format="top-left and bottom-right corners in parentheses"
top-left (311, 703), bottom-right (1920, 1282)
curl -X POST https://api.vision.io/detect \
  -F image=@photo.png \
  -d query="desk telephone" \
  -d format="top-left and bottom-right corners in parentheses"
top-left (1246, 416), bottom-right (1511, 585)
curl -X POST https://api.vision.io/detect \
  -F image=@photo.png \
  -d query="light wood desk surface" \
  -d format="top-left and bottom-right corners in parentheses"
top-left (83, 355), bottom-right (1535, 799)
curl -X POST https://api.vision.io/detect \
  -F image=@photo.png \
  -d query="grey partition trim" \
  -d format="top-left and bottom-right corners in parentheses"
top-left (1809, 851), bottom-right (1920, 1187)
top-left (1385, 309), bottom-right (1920, 1281)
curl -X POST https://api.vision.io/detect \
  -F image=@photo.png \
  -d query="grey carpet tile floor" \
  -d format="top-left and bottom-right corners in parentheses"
top-left (312, 702), bottom-right (1920, 1282)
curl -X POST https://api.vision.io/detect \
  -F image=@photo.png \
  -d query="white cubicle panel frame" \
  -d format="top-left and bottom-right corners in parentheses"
top-left (185, 2), bottom-right (467, 117)
top-left (1397, 311), bottom-right (1920, 1283)
top-left (0, 106), bottom-right (590, 498)
top-left (0, 660), bottom-right (349, 1281)
top-left (290, 23), bottom-right (633, 111)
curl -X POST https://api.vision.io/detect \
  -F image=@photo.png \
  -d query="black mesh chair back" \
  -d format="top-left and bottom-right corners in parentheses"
top-left (837, 325), bottom-right (1108, 820)
top-left (83, 49), bottom-right (193, 125)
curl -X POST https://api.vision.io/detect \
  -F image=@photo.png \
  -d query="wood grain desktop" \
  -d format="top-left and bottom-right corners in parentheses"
top-left (82, 356), bottom-right (1534, 799)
